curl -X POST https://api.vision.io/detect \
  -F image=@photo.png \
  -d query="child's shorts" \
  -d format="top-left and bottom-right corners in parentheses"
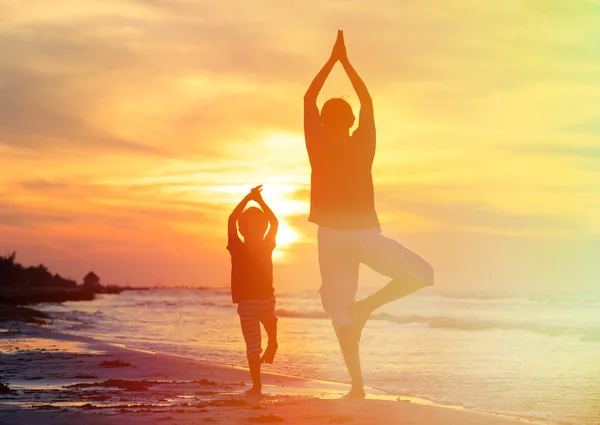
top-left (237, 296), bottom-right (277, 356)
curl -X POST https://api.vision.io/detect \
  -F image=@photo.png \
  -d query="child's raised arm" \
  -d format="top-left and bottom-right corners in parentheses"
top-left (251, 187), bottom-right (279, 244)
top-left (228, 190), bottom-right (254, 242)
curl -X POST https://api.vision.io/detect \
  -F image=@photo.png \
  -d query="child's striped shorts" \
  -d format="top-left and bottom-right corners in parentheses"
top-left (237, 296), bottom-right (277, 356)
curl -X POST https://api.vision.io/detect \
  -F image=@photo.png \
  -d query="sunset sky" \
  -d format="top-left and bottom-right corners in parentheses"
top-left (1, 0), bottom-right (599, 292)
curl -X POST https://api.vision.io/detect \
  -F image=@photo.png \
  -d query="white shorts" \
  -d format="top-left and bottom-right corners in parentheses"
top-left (318, 226), bottom-right (434, 331)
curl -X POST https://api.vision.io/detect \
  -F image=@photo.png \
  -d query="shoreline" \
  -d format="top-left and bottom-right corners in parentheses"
top-left (99, 339), bottom-right (555, 425)
top-left (0, 319), bottom-right (554, 425)
top-left (0, 305), bottom-right (50, 324)
top-left (0, 286), bottom-right (123, 307)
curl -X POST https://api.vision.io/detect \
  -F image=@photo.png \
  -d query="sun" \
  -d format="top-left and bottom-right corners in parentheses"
top-left (270, 219), bottom-right (300, 262)
top-left (275, 220), bottom-right (299, 246)
top-left (214, 182), bottom-right (306, 252)
top-left (266, 219), bottom-right (299, 262)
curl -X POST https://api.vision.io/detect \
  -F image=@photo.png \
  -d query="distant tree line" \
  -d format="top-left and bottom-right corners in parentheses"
top-left (0, 251), bottom-right (77, 288)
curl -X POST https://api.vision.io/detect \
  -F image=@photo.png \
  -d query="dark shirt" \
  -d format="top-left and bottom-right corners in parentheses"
top-left (227, 234), bottom-right (275, 303)
top-left (304, 109), bottom-right (380, 231)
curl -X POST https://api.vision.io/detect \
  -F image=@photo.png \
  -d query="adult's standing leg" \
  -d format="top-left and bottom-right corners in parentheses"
top-left (350, 229), bottom-right (434, 336)
top-left (318, 227), bottom-right (365, 398)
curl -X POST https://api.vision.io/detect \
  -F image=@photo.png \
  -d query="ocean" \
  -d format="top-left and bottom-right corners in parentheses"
top-left (37, 287), bottom-right (600, 425)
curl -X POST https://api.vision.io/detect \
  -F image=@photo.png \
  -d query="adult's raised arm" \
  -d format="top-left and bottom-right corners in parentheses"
top-left (338, 31), bottom-right (375, 136)
top-left (304, 31), bottom-right (343, 141)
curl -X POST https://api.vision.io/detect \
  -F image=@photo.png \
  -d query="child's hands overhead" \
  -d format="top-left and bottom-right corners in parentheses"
top-left (249, 185), bottom-right (263, 202)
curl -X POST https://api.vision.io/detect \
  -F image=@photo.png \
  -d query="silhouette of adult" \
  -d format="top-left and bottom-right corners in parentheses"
top-left (303, 30), bottom-right (434, 398)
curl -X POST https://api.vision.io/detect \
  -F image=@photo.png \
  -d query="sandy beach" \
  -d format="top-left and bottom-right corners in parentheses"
top-left (0, 318), bottom-right (540, 425)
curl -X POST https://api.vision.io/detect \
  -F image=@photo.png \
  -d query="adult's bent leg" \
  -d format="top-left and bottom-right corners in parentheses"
top-left (352, 230), bottom-right (434, 336)
top-left (351, 274), bottom-right (429, 334)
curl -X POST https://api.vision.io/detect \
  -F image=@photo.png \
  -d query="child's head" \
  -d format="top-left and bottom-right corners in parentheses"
top-left (238, 207), bottom-right (268, 240)
top-left (320, 97), bottom-right (355, 131)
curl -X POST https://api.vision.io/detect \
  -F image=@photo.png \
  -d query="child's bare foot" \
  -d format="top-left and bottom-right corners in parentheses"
top-left (349, 300), bottom-right (370, 340)
top-left (343, 386), bottom-right (366, 399)
top-left (245, 385), bottom-right (262, 395)
top-left (260, 342), bottom-right (278, 364)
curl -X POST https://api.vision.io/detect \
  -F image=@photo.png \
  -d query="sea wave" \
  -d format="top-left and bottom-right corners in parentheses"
top-left (46, 309), bottom-right (116, 331)
top-left (275, 309), bottom-right (329, 319)
top-left (130, 299), bottom-right (232, 309)
top-left (426, 290), bottom-right (600, 308)
top-left (375, 313), bottom-right (599, 340)
top-left (276, 309), bottom-right (599, 341)
top-left (43, 291), bottom-right (600, 343)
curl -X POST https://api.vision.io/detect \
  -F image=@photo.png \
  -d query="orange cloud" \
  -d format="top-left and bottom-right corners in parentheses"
top-left (1, 0), bottom-right (599, 290)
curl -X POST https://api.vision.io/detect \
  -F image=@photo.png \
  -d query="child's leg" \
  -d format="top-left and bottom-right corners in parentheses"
top-left (260, 298), bottom-right (278, 364)
top-left (246, 354), bottom-right (262, 394)
top-left (260, 319), bottom-right (278, 364)
top-left (238, 303), bottom-right (263, 394)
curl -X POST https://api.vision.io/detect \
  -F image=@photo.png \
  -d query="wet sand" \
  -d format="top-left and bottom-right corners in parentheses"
top-left (0, 321), bottom-right (541, 425)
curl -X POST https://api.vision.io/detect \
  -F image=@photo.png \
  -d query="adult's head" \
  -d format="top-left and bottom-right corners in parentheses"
top-left (320, 98), bottom-right (355, 133)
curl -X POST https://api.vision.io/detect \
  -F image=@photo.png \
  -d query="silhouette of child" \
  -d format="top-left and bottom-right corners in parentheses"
top-left (303, 30), bottom-right (434, 398)
top-left (227, 185), bottom-right (279, 395)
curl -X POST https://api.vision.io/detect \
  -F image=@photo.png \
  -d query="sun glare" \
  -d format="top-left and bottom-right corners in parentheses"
top-left (214, 183), bottom-right (305, 255)
top-left (275, 220), bottom-right (299, 246)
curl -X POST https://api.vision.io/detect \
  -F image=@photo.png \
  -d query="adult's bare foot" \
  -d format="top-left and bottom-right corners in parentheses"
top-left (343, 386), bottom-right (366, 399)
top-left (349, 300), bottom-right (370, 340)
top-left (261, 342), bottom-right (278, 364)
